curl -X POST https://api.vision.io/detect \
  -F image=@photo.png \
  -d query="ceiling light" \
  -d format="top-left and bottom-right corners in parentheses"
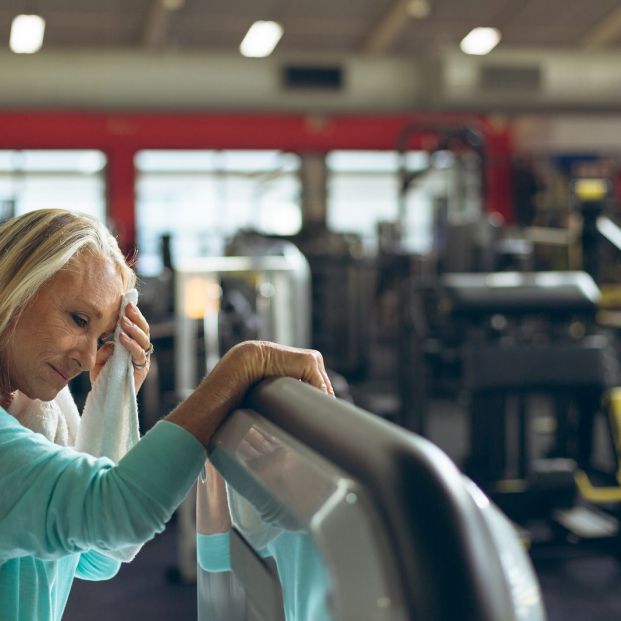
top-left (460, 27), bottom-right (501, 55)
top-left (407, 0), bottom-right (431, 19)
top-left (161, 0), bottom-right (184, 10)
top-left (240, 21), bottom-right (283, 58)
top-left (10, 14), bottom-right (45, 54)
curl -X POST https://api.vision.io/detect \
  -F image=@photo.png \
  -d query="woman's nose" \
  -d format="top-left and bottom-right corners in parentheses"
top-left (74, 336), bottom-right (98, 372)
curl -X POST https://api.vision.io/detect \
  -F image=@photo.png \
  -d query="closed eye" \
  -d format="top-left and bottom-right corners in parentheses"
top-left (71, 313), bottom-right (87, 329)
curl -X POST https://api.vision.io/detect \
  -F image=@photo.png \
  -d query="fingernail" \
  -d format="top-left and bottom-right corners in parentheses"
top-left (122, 316), bottom-right (133, 327)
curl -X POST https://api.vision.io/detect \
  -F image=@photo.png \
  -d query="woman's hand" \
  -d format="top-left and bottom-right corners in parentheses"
top-left (227, 341), bottom-right (334, 397)
top-left (90, 302), bottom-right (153, 392)
top-left (166, 341), bottom-right (333, 446)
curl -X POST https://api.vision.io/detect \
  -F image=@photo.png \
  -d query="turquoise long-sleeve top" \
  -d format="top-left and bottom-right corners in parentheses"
top-left (197, 531), bottom-right (331, 621)
top-left (0, 408), bottom-right (206, 621)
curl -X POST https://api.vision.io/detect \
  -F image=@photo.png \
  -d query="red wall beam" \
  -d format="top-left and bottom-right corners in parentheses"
top-left (0, 111), bottom-right (514, 245)
top-left (0, 111), bottom-right (505, 150)
top-left (106, 146), bottom-right (137, 256)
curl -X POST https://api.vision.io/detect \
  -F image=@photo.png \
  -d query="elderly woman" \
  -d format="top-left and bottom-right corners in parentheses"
top-left (0, 209), bottom-right (333, 621)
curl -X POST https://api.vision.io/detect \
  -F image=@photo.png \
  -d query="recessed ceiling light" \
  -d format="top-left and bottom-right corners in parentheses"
top-left (161, 0), bottom-right (184, 10)
top-left (407, 0), bottom-right (431, 19)
top-left (10, 14), bottom-right (45, 54)
top-left (460, 27), bottom-right (501, 55)
top-left (240, 21), bottom-right (283, 58)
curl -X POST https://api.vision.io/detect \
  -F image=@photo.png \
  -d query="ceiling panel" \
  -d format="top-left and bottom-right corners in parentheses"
top-left (392, 0), bottom-right (514, 55)
top-left (495, 0), bottom-right (621, 47)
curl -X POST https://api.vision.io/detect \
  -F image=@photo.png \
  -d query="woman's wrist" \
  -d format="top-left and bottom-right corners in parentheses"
top-left (164, 341), bottom-right (263, 447)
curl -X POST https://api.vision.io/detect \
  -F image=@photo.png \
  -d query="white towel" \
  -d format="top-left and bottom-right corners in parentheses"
top-left (9, 386), bottom-right (80, 447)
top-left (76, 288), bottom-right (142, 562)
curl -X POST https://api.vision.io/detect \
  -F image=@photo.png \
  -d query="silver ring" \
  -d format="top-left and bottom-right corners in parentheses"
top-left (132, 343), bottom-right (154, 369)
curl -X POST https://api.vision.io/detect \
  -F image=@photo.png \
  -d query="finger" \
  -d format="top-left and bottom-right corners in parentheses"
top-left (90, 343), bottom-right (114, 384)
top-left (119, 331), bottom-right (150, 368)
top-left (320, 366), bottom-right (335, 397)
top-left (95, 342), bottom-right (114, 365)
top-left (125, 303), bottom-right (150, 337)
top-left (121, 315), bottom-right (151, 352)
top-left (302, 350), bottom-right (333, 395)
top-left (308, 350), bottom-right (334, 395)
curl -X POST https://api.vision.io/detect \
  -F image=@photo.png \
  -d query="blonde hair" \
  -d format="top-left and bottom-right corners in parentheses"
top-left (0, 209), bottom-right (135, 343)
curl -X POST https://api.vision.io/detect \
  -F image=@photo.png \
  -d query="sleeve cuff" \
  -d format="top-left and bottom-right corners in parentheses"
top-left (117, 420), bottom-right (206, 509)
top-left (197, 532), bottom-right (232, 572)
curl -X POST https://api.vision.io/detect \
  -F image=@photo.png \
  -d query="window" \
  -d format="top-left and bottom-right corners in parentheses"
top-left (326, 149), bottom-right (485, 254)
top-left (135, 150), bottom-right (302, 275)
top-left (326, 150), bottom-right (436, 253)
top-left (0, 150), bottom-right (106, 222)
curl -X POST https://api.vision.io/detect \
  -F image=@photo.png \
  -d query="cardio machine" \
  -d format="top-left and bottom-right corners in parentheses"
top-left (197, 377), bottom-right (546, 621)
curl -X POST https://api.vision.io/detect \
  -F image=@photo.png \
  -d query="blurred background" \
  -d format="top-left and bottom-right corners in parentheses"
top-left (5, 1), bottom-right (621, 619)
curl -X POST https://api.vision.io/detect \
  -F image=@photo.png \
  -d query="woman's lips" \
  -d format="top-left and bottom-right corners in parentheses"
top-left (49, 364), bottom-right (69, 382)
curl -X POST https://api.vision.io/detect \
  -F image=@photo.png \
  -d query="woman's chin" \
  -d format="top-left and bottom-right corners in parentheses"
top-left (21, 384), bottom-right (61, 403)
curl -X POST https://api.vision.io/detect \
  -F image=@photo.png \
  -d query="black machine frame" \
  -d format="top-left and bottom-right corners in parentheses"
top-left (207, 377), bottom-right (528, 621)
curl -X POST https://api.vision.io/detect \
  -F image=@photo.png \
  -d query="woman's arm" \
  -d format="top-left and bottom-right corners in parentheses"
top-left (0, 340), bottom-right (331, 561)
top-left (0, 412), bottom-right (205, 561)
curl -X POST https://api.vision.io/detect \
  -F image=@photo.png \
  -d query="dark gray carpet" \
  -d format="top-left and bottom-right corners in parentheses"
top-left (64, 524), bottom-right (196, 621)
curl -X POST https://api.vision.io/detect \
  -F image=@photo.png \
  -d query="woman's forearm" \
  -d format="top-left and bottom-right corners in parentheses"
top-left (164, 342), bottom-right (257, 447)
top-left (164, 381), bottom-right (237, 447)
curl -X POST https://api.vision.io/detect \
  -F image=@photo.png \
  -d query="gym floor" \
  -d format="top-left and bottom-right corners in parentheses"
top-left (63, 397), bottom-right (621, 621)
top-left (63, 518), bottom-right (621, 621)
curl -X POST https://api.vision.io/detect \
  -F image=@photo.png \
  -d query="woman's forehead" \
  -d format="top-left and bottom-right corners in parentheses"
top-left (50, 256), bottom-right (124, 314)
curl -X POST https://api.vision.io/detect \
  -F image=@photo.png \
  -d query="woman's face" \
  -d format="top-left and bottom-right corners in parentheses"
top-left (5, 254), bottom-right (123, 401)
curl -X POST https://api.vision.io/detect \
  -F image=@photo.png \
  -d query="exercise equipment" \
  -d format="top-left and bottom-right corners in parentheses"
top-left (174, 249), bottom-right (311, 395)
top-left (197, 377), bottom-right (546, 620)
top-left (439, 271), bottom-right (621, 537)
